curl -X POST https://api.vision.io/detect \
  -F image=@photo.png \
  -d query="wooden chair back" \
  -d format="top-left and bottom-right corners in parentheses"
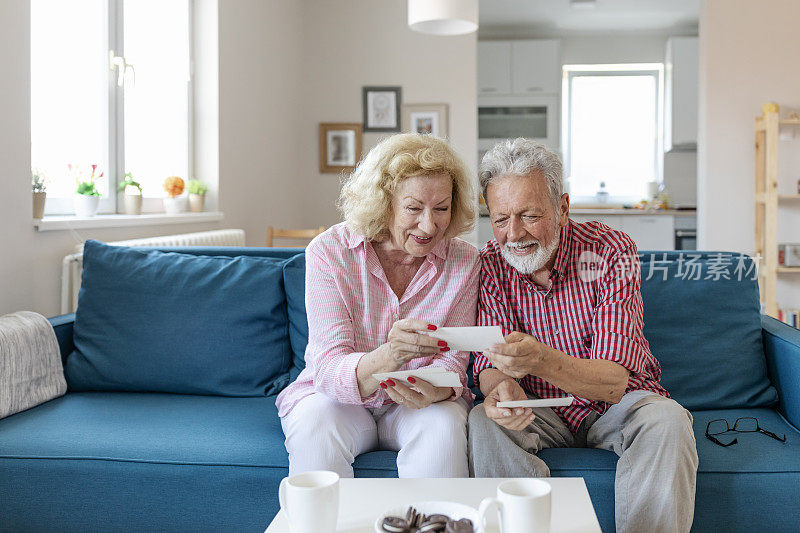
top-left (266, 226), bottom-right (326, 247)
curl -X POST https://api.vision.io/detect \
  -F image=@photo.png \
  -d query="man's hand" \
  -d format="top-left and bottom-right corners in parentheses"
top-left (483, 378), bottom-right (535, 431)
top-left (486, 331), bottom-right (546, 379)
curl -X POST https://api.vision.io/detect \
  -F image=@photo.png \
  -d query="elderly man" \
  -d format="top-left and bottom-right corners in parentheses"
top-left (468, 138), bottom-right (698, 533)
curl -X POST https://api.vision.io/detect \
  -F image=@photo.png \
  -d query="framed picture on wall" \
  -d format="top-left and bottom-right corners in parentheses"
top-left (362, 86), bottom-right (402, 132)
top-left (319, 123), bottom-right (363, 173)
top-left (402, 103), bottom-right (449, 138)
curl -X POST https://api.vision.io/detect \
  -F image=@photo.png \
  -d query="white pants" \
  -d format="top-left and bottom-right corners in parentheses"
top-left (281, 393), bottom-right (469, 478)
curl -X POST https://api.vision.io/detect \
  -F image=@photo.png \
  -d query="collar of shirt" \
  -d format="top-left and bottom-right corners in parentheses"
top-left (550, 219), bottom-right (575, 281)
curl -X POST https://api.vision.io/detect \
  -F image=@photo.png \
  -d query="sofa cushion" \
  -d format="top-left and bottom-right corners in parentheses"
top-left (639, 252), bottom-right (777, 410)
top-left (0, 392), bottom-right (287, 466)
top-left (65, 240), bottom-right (292, 396)
top-left (0, 391), bottom-right (407, 531)
top-left (0, 392), bottom-right (288, 532)
top-left (539, 406), bottom-right (800, 533)
top-left (283, 253), bottom-right (308, 379)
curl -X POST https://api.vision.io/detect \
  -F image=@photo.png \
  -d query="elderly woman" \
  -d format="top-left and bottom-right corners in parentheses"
top-left (276, 134), bottom-right (479, 478)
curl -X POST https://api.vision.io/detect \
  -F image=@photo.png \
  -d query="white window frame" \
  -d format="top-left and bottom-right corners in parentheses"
top-left (561, 63), bottom-right (664, 205)
top-left (34, 0), bottom-right (194, 216)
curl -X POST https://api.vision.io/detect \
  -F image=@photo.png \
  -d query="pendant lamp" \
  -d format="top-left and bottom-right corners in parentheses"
top-left (408, 0), bottom-right (478, 36)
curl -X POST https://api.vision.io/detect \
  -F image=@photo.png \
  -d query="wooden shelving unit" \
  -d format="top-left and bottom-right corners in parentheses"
top-left (754, 102), bottom-right (800, 317)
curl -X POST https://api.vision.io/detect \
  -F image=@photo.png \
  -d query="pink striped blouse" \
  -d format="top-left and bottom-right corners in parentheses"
top-left (276, 223), bottom-right (480, 418)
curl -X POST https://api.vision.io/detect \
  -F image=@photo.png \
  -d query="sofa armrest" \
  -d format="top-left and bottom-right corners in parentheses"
top-left (762, 314), bottom-right (800, 429)
top-left (48, 313), bottom-right (75, 366)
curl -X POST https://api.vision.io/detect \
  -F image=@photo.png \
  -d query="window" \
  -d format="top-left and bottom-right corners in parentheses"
top-left (562, 64), bottom-right (664, 204)
top-left (31, 0), bottom-right (192, 215)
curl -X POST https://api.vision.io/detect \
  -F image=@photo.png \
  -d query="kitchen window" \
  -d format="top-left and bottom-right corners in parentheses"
top-left (562, 64), bottom-right (664, 204)
top-left (31, 0), bottom-right (192, 216)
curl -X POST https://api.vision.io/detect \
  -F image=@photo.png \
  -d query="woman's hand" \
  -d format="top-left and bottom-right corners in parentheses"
top-left (385, 318), bottom-right (448, 366)
top-left (380, 376), bottom-right (452, 409)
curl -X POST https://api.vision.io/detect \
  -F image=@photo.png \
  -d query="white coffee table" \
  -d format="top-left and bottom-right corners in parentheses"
top-left (265, 477), bottom-right (601, 532)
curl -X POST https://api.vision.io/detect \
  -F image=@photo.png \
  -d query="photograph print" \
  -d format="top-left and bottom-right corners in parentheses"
top-left (402, 103), bottom-right (449, 138)
top-left (319, 123), bottom-right (362, 173)
top-left (362, 86), bottom-right (402, 132)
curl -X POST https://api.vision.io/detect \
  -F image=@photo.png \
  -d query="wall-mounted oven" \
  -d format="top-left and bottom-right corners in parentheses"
top-left (478, 95), bottom-right (560, 156)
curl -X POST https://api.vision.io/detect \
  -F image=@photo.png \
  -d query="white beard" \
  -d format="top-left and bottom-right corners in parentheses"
top-left (500, 228), bottom-right (561, 275)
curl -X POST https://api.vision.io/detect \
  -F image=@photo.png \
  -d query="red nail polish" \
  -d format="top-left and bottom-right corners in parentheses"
top-left (440, 347), bottom-right (448, 352)
top-left (438, 340), bottom-right (446, 347)
top-left (427, 324), bottom-right (437, 331)
top-left (386, 379), bottom-right (395, 386)
top-left (407, 377), bottom-right (416, 384)
top-left (380, 382), bottom-right (388, 389)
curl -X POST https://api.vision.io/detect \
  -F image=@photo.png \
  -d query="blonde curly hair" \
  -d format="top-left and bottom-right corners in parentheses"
top-left (338, 133), bottom-right (476, 242)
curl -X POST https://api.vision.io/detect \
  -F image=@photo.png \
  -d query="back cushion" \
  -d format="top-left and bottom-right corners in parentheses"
top-left (64, 240), bottom-right (293, 396)
top-left (640, 251), bottom-right (777, 410)
top-left (283, 253), bottom-right (308, 382)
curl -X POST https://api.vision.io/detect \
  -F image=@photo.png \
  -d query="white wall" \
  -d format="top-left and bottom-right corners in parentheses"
top-left (0, 0), bottom-right (303, 317)
top-left (295, 0), bottom-right (477, 231)
top-left (0, 0), bottom-right (476, 317)
top-left (217, 0), bottom-right (304, 242)
top-left (698, 0), bottom-right (800, 250)
top-left (560, 34), bottom-right (674, 64)
top-left (699, 0), bottom-right (800, 309)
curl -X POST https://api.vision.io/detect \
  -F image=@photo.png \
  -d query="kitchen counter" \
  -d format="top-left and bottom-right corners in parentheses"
top-left (478, 206), bottom-right (696, 217)
top-left (569, 208), bottom-right (696, 216)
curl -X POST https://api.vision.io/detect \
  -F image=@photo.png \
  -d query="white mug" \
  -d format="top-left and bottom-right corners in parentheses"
top-left (278, 470), bottom-right (340, 533)
top-left (647, 180), bottom-right (660, 200)
top-left (478, 479), bottom-right (552, 533)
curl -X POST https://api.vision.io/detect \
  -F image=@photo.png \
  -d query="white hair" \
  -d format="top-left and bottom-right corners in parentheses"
top-left (479, 138), bottom-right (563, 209)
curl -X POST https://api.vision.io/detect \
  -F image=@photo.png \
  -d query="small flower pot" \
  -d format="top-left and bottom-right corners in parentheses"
top-left (189, 193), bottom-right (205, 213)
top-left (123, 194), bottom-right (143, 215)
top-left (163, 196), bottom-right (185, 215)
top-left (74, 194), bottom-right (100, 217)
top-left (33, 191), bottom-right (46, 219)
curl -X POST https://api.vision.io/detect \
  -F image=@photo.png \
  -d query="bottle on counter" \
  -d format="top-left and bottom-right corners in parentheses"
top-left (595, 181), bottom-right (609, 203)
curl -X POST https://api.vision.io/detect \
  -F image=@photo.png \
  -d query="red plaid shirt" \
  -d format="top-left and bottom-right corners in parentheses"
top-left (473, 219), bottom-right (668, 433)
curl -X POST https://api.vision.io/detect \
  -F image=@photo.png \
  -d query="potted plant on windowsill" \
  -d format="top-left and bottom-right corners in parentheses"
top-left (32, 169), bottom-right (46, 219)
top-left (162, 176), bottom-right (185, 214)
top-left (73, 164), bottom-right (103, 217)
top-left (118, 172), bottom-right (143, 215)
top-left (187, 179), bottom-right (208, 213)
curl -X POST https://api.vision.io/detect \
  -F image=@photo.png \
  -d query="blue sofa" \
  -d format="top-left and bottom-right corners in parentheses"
top-left (1, 245), bottom-right (799, 532)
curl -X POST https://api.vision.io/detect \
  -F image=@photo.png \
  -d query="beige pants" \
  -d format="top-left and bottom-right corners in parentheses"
top-left (468, 390), bottom-right (699, 533)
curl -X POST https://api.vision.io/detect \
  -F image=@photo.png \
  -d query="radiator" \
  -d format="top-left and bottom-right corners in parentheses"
top-left (60, 229), bottom-right (246, 314)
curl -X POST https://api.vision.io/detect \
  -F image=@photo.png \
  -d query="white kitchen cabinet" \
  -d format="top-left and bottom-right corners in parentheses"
top-left (478, 40), bottom-right (560, 97)
top-left (511, 40), bottom-right (560, 95)
top-left (478, 42), bottom-right (512, 96)
top-left (569, 214), bottom-right (624, 232)
top-left (477, 216), bottom-right (494, 248)
top-left (621, 216), bottom-right (675, 251)
top-left (569, 214), bottom-right (675, 251)
top-left (665, 36), bottom-right (698, 151)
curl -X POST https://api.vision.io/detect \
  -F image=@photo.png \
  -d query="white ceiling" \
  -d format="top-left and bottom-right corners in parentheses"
top-left (479, 0), bottom-right (700, 35)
